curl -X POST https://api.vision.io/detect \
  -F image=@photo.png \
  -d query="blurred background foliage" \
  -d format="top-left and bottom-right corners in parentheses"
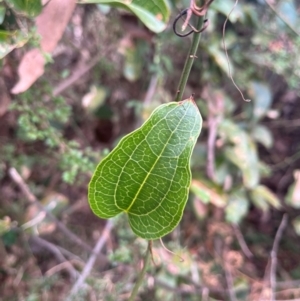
top-left (1, 0), bottom-right (300, 300)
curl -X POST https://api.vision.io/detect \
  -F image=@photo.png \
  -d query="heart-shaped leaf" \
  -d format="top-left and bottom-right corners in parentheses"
top-left (89, 98), bottom-right (202, 239)
top-left (79, 0), bottom-right (170, 33)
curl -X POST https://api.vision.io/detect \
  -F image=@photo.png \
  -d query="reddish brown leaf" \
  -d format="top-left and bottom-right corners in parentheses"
top-left (11, 0), bottom-right (76, 94)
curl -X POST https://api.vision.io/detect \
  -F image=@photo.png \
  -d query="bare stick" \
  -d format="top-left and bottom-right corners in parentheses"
top-left (31, 236), bottom-right (79, 280)
top-left (143, 75), bottom-right (158, 106)
top-left (159, 238), bottom-right (184, 262)
top-left (206, 115), bottom-right (218, 180)
top-left (52, 49), bottom-right (111, 97)
top-left (222, 0), bottom-right (250, 102)
top-left (202, 287), bottom-right (210, 301)
top-left (9, 167), bottom-right (93, 253)
top-left (66, 220), bottom-right (114, 301)
top-left (155, 278), bottom-right (225, 294)
top-left (260, 299), bottom-right (300, 301)
top-left (270, 214), bottom-right (288, 301)
top-left (233, 224), bottom-right (254, 259)
top-left (224, 260), bottom-right (237, 301)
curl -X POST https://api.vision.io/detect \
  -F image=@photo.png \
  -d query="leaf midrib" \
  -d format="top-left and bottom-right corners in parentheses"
top-left (123, 102), bottom-right (190, 213)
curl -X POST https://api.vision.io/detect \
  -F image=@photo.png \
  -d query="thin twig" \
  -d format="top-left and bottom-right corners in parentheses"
top-left (8, 167), bottom-right (93, 253)
top-left (128, 241), bottom-right (152, 301)
top-left (232, 224), bottom-right (254, 259)
top-left (144, 74), bottom-right (158, 106)
top-left (56, 245), bottom-right (85, 263)
top-left (202, 287), bottom-right (210, 301)
top-left (52, 50), bottom-right (110, 97)
top-left (160, 238), bottom-right (184, 262)
top-left (206, 89), bottom-right (223, 181)
top-left (277, 279), bottom-right (300, 289)
top-left (66, 220), bottom-right (114, 301)
top-left (222, 0), bottom-right (250, 102)
top-left (155, 278), bottom-right (225, 294)
top-left (260, 299), bottom-right (300, 301)
top-left (264, 119), bottom-right (300, 128)
top-left (45, 261), bottom-right (79, 278)
top-left (270, 214), bottom-right (288, 301)
top-left (30, 236), bottom-right (79, 280)
top-left (224, 259), bottom-right (237, 301)
top-left (206, 114), bottom-right (219, 180)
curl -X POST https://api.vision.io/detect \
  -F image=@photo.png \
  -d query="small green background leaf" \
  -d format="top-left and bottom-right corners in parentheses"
top-left (5, 0), bottom-right (42, 17)
top-left (89, 99), bottom-right (202, 239)
top-left (251, 125), bottom-right (273, 149)
top-left (219, 119), bottom-right (260, 188)
top-left (0, 30), bottom-right (29, 59)
top-left (250, 185), bottom-right (281, 211)
top-left (190, 179), bottom-right (227, 207)
top-left (78, 0), bottom-right (170, 33)
top-left (0, 5), bottom-right (6, 24)
top-left (286, 170), bottom-right (300, 209)
top-left (225, 190), bottom-right (249, 224)
top-left (249, 81), bottom-right (272, 121)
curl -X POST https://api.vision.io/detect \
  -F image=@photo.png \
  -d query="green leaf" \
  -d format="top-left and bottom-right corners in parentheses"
top-left (0, 217), bottom-right (11, 236)
top-left (292, 216), bottom-right (300, 236)
top-left (97, 4), bottom-right (111, 14)
top-left (89, 98), bottom-right (202, 239)
top-left (0, 29), bottom-right (29, 59)
top-left (250, 185), bottom-right (281, 210)
top-left (81, 85), bottom-right (108, 113)
top-left (190, 179), bottom-right (227, 207)
top-left (211, 0), bottom-right (244, 23)
top-left (123, 43), bottom-right (142, 82)
top-left (249, 82), bottom-right (272, 121)
top-left (251, 125), bottom-right (273, 149)
top-left (0, 5), bottom-right (6, 25)
top-left (206, 43), bottom-right (234, 76)
top-left (78, 0), bottom-right (170, 33)
top-left (225, 190), bottom-right (249, 224)
top-left (277, 1), bottom-right (298, 28)
top-left (5, 0), bottom-right (42, 17)
top-left (219, 120), bottom-right (260, 188)
top-left (286, 170), bottom-right (300, 209)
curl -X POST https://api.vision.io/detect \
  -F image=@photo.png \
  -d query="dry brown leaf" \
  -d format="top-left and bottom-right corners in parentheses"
top-left (10, 49), bottom-right (45, 94)
top-left (11, 0), bottom-right (76, 94)
top-left (36, 0), bottom-right (76, 53)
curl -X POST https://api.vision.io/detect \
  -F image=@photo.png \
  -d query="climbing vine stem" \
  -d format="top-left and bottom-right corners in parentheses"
top-left (128, 2), bottom-right (206, 297)
top-left (128, 241), bottom-right (152, 301)
top-left (174, 6), bottom-right (205, 102)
